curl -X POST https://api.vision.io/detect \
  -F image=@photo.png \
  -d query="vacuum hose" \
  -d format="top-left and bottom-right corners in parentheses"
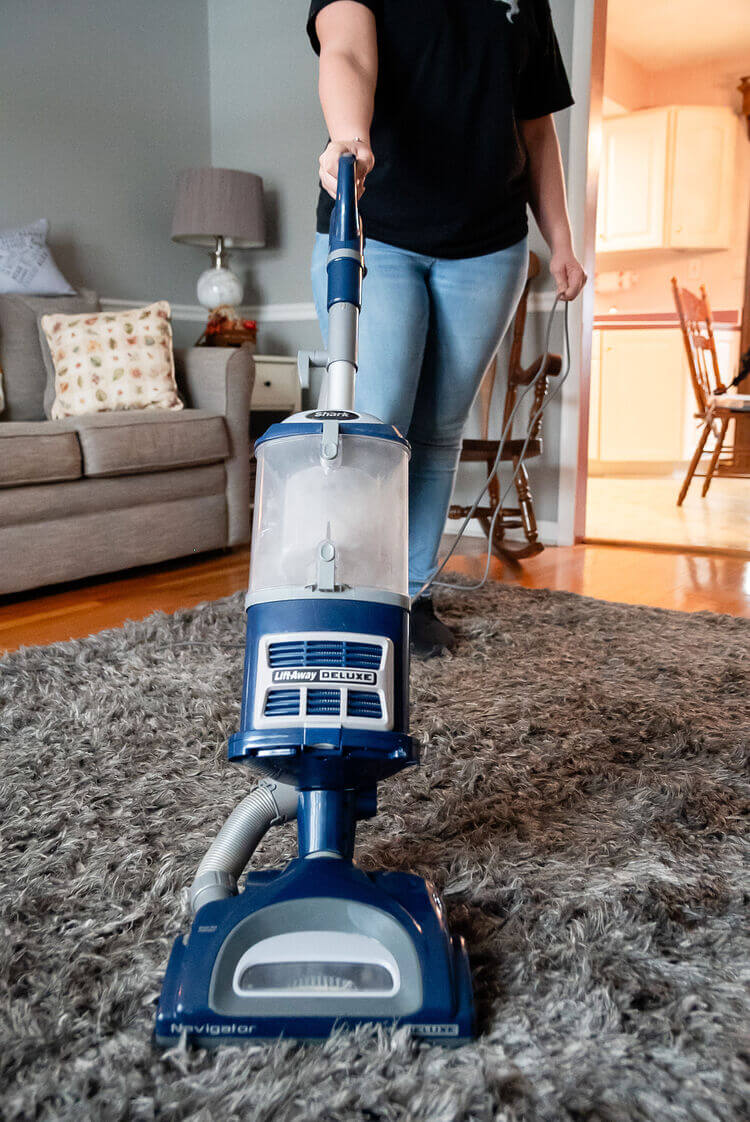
top-left (190, 779), bottom-right (299, 914)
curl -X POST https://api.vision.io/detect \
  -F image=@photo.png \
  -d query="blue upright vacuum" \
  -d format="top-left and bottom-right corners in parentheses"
top-left (155, 156), bottom-right (474, 1046)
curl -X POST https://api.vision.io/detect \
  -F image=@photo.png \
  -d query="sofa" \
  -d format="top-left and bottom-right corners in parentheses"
top-left (0, 291), bottom-right (254, 596)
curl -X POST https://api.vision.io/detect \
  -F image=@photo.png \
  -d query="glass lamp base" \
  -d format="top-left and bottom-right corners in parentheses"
top-left (197, 266), bottom-right (243, 311)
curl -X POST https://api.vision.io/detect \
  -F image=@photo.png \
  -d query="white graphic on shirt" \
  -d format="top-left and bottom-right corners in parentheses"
top-left (495, 0), bottom-right (519, 21)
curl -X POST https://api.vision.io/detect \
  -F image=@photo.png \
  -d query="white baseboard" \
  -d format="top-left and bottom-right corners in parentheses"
top-left (100, 291), bottom-right (554, 325)
top-left (444, 517), bottom-right (560, 546)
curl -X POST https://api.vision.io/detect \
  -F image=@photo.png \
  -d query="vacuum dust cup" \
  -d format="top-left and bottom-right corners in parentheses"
top-left (155, 155), bottom-right (475, 1046)
top-left (249, 428), bottom-right (409, 600)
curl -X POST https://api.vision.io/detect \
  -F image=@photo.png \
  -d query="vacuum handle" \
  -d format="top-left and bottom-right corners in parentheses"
top-left (323, 154), bottom-right (365, 411)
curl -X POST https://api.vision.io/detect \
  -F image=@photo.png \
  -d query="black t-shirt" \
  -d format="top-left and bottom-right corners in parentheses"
top-left (307, 0), bottom-right (573, 258)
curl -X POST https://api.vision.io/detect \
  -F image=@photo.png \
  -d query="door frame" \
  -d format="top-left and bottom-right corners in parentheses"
top-left (555, 0), bottom-right (608, 543)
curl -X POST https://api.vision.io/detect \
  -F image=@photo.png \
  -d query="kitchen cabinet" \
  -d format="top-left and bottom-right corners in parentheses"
top-left (669, 108), bottom-right (736, 248)
top-left (588, 329), bottom-right (602, 460)
top-left (597, 109), bottom-right (670, 252)
top-left (596, 329), bottom-right (685, 463)
top-left (589, 327), bottom-right (741, 469)
top-left (596, 107), bottom-right (737, 253)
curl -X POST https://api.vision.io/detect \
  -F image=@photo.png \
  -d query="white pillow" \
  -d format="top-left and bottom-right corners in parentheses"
top-left (41, 300), bottom-right (183, 419)
top-left (0, 219), bottom-right (75, 296)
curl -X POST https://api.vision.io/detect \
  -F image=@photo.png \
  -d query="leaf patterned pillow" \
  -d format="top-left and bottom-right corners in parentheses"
top-left (41, 300), bottom-right (183, 420)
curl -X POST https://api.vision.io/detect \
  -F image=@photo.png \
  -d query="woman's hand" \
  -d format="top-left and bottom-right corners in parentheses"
top-left (550, 244), bottom-right (587, 301)
top-left (319, 138), bottom-right (375, 199)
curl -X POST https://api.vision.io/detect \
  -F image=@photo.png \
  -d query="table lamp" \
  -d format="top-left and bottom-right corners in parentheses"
top-left (172, 167), bottom-right (265, 311)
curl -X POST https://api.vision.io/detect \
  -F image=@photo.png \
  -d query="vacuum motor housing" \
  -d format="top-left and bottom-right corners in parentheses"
top-left (228, 410), bottom-right (419, 798)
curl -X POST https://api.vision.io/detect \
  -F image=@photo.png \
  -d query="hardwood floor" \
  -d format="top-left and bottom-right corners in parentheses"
top-left (586, 475), bottom-right (750, 554)
top-left (1, 538), bottom-right (749, 654)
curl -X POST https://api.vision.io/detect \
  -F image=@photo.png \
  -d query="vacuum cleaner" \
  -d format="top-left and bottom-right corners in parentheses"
top-left (155, 155), bottom-right (475, 1046)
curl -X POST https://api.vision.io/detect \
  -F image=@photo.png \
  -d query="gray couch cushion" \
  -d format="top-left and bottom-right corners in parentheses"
top-left (0, 492), bottom-right (228, 594)
top-left (0, 463), bottom-right (226, 528)
top-left (0, 421), bottom-right (82, 488)
top-left (0, 289), bottom-right (99, 421)
top-left (62, 408), bottom-right (230, 478)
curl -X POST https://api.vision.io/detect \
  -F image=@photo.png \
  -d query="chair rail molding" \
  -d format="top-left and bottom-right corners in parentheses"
top-left (99, 298), bottom-right (319, 323)
top-left (100, 292), bottom-right (557, 324)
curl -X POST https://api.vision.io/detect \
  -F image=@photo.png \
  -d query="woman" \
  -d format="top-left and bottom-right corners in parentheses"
top-left (308, 0), bottom-right (585, 658)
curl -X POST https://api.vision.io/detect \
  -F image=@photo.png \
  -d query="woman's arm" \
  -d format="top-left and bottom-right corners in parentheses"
top-left (521, 115), bottom-right (586, 300)
top-left (316, 1), bottom-right (378, 198)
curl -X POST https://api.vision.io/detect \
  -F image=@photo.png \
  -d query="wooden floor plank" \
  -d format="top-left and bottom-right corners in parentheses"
top-left (0, 599), bottom-right (103, 633)
top-left (1, 539), bottom-right (749, 654)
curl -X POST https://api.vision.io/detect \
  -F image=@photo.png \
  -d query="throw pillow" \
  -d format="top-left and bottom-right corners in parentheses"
top-left (0, 219), bottom-right (75, 296)
top-left (41, 300), bottom-right (183, 420)
top-left (34, 293), bottom-right (102, 418)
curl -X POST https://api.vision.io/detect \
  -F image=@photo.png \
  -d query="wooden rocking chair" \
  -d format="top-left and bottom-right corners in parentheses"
top-left (672, 277), bottom-right (750, 506)
top-left (448, 252), bottom-right (563, 561)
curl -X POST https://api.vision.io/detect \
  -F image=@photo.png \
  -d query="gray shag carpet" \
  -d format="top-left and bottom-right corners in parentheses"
top-left (1, 583), bottom-right (749, 1122)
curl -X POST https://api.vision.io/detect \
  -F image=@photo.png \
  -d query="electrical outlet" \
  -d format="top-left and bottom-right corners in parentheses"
top-left (595, 270), bottom-right (639, 293)
top-left (687, 258), bottom-right (701, 281)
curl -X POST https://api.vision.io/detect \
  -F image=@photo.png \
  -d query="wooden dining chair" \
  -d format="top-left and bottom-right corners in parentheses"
top-left (448, 251), bottom-right (563, 561)
top-left (672, 277), bottom-right (750, 505)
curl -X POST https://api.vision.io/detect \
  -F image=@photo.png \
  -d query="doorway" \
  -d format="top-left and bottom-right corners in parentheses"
top-left (582, 0), bottom-right (750, 554)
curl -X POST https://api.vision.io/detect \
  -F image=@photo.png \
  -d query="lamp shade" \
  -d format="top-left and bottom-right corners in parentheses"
top-left (172, 167), bottom-right (265, 249)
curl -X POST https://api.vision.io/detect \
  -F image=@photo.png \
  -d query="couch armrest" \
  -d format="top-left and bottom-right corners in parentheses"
top-left (173, 344), bottom-right (254, 546)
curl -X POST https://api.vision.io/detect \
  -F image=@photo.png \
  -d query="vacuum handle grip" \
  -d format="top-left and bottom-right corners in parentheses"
top-left (330, 154), bottom-right (359, 249)
top-left (326, 154), bottom-right (364, 312)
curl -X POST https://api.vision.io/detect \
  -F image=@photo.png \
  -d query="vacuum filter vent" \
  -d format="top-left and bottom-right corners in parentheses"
top-left (268, 639), bottom-right (382, 670)
top-left (346, 692), bottom-right (382, 719)
top-left (254, 631), bottom-right (393, 731)
top-left (306, 689), bottom-right (341, 716)
top-left (263, 689), bottom-right (301, 717)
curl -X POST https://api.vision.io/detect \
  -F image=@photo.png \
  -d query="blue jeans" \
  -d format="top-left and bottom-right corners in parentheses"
top-left (311, 233), bottom-right (529, 596)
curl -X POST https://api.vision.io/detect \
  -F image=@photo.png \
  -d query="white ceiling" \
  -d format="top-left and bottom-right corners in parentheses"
top-left (606, 0), bottom-right (750, 68)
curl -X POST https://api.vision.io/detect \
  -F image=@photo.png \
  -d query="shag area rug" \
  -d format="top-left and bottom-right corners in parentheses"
top-left (1, 584), bottom-right (748, 1122)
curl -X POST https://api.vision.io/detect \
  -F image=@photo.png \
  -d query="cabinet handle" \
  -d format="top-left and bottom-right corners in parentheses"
top-left (264, 380), bottom-right (272, 387)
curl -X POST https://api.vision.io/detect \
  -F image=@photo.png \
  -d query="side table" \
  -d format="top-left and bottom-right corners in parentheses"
top-left (249, 355), bottom-right (302, 528)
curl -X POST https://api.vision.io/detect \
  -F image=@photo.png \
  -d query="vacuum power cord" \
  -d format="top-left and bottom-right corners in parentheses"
top-left (412, 296), bottom-right (571, 601)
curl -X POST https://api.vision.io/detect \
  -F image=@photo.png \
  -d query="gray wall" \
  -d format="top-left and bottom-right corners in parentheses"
top-left (208, 0), bottom-right (323, 355)
top-left (2, 0), bottom-right (576, 529)
top-left (208, 0), bottom-right (576, 525)
top-left (0, 0), bottom-right (211, 320)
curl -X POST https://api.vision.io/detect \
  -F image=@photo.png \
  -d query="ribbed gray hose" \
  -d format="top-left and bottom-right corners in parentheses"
top-left (190, 779), bottom-right (299, 913)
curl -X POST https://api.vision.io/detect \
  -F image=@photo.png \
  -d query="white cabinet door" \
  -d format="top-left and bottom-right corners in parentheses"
top-left (598, 330), bottom-right (685, 462)
top-left (597, 110), bottom-right (669, 253)
top-left (668, 108), bottom-right (737, 249)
